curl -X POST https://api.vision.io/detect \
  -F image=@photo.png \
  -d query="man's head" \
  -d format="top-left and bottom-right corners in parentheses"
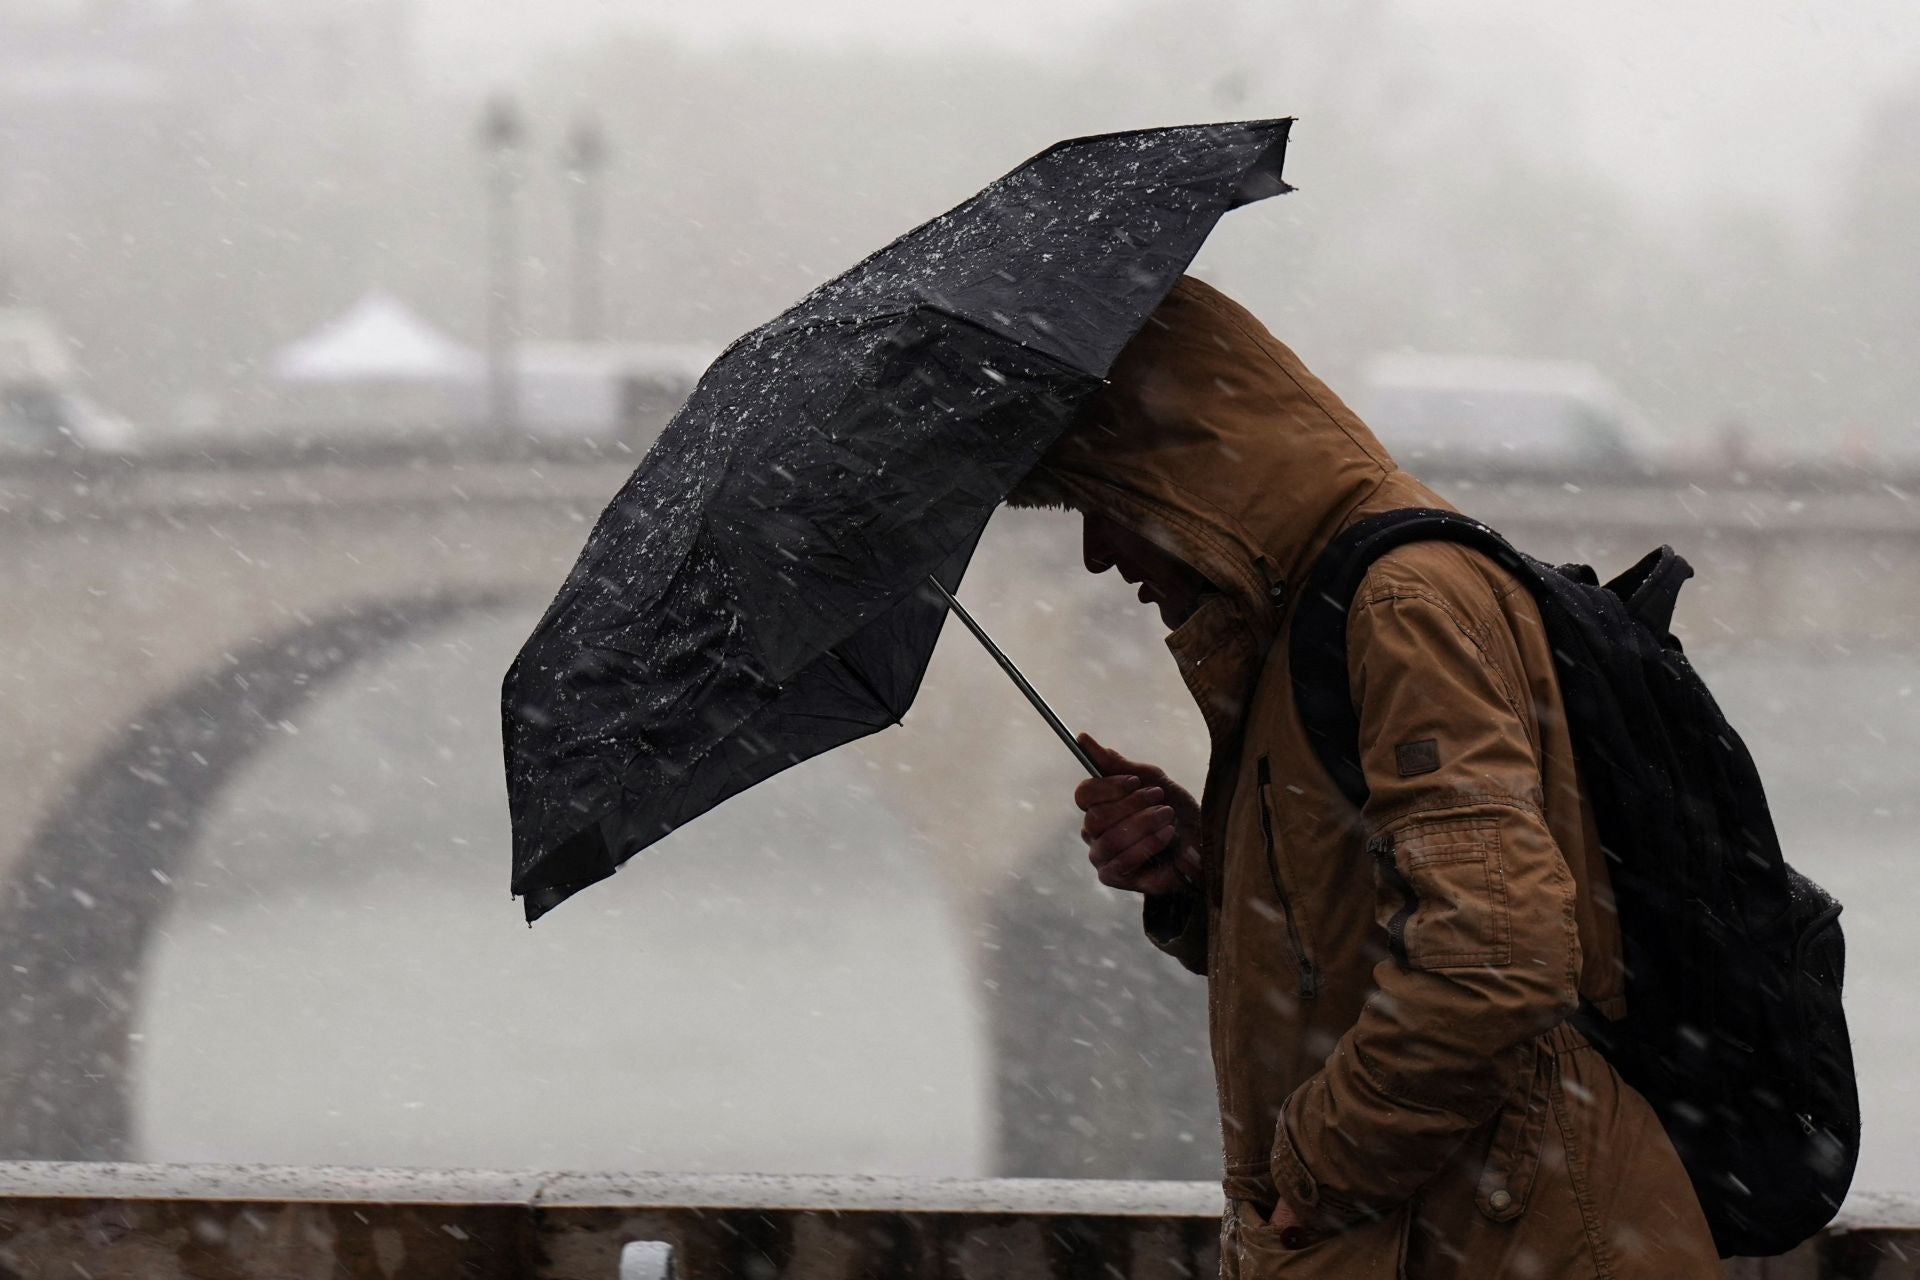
top-left (1008, 275), bottom-right (1397, 649)
top-left (1082, 509), bottom-right (1214, 630)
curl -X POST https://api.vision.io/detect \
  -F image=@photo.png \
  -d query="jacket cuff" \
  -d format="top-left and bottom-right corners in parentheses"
top-left (1272, 1103), bottom-right (1374, 1236)
top-left (1142, 890), bottom-right (1194, 945)
top-left (1141, 889), bottom-right (1207, 976)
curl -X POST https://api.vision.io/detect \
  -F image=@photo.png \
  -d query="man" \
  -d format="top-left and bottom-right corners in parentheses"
top-left (1008, 277), bottom-right (1720, 1278)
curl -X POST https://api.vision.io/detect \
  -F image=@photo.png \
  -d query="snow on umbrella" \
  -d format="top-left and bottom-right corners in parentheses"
top-left (503, 119), bottom-right (1293, 922)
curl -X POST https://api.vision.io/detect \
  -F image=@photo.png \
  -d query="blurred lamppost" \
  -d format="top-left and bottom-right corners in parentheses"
top-left (0, 121), bottom-right (15, 306)
top-left (480, 94), bottom-right (525, 440)
top-left (563, 115), bottom-right (609, 344)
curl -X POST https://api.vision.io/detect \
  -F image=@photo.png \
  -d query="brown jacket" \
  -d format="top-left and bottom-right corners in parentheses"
top-left (1013, 278), bottom-right (1720, 1278)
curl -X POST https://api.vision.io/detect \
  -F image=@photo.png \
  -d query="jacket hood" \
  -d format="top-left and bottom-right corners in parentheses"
top-left (1009, 275), bottom-right (1402, 680)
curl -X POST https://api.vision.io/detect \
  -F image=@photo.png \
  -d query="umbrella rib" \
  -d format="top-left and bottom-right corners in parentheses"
top-left (784, 706), bottom-right (896, 732)
top-left (910, 302), bottom-right (1095, 375)
top-left (826, 642), bottom-right (902, 726)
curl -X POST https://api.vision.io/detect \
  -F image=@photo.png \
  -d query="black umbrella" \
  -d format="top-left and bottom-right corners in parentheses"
top-left (504, 118), bottom-right (1293, 922)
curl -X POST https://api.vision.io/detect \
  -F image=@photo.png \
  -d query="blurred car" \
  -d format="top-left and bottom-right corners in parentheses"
top-left (0, 307), bottom-right (136, 455)
top-left (1355, 351), bottom-right (1660, 479)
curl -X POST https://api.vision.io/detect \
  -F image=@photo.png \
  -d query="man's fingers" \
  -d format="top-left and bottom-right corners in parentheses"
top-left (1087, 804), bottom-right (1174, 862)
top-left (1087, 804), bottom-right (1176, 866)
top-left (1096, 824), bottom-right (1179, 888)
top-left (1079, 786), bottom-right (1164, 842)
top-left (1072, 771), bottom-right (1142, 811)
top-left (1073, 734), bottom-right (1191, 896)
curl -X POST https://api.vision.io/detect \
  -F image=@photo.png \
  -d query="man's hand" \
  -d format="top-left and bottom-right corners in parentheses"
top-left (1073, 732), bottom-right (1201, 897)
top-left (1261, 1196), bottom-right (1317, 1250)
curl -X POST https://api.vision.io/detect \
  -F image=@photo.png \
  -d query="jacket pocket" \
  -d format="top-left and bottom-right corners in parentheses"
top-left (1370, 815), bottom-right (1510, 970)
top-left (1475, 1039), bottom-right (1552, 1222)
top-left (1230, 1199), bottom-right (1409, 1279)
top-left (1256, 755), bottom-right (1318, 1000)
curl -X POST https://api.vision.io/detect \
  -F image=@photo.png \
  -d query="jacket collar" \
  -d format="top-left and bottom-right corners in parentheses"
top-left (1166, 591), bottom-right (1260, 752)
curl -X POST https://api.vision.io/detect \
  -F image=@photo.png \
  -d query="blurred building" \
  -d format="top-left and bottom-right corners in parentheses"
top-left (0, 0), bottom-right (415, 187)
top-left (0, 0), bottom-right (415, 201)
top-left (0, 1), bottom-right (414, 116)
top-left (514, 339), bottom-right (717, 444)
top-left (1356, 351), bottom-right (1663, 479)
top-left (0, 1), bottom-right (427, 436)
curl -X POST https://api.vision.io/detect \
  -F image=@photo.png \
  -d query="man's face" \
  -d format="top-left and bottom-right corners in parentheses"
top-left (1082, 510), bottom-right (1213, 630)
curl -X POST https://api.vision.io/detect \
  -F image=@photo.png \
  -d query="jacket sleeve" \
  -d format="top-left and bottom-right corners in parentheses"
top-left (1143, 888), bottom-right (1208, 975)
top-left (1271, 572), bottom-right (1581, 1231)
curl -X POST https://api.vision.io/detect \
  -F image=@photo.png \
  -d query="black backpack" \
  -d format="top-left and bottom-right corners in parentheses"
top-left (1288, 507), bottom-right (1859, 1259)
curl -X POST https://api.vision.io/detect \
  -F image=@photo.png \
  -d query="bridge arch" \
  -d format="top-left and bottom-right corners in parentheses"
top-left (0, 590), bottom-right (515, 1159)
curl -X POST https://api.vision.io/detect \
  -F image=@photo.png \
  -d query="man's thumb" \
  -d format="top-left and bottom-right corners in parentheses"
top-left (1077, 731), bottom-right (1141, 778)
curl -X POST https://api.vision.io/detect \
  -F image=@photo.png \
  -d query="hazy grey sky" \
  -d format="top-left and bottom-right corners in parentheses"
top-left (413, 0), bottom-right (1920, 239)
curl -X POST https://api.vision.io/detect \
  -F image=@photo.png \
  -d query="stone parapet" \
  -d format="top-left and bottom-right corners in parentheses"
top-left (0, 1163), bottom-right (1908, 1278)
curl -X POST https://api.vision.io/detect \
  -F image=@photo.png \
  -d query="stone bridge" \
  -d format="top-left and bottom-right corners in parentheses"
top-left (0, 446), bottom-right (1912, 1162)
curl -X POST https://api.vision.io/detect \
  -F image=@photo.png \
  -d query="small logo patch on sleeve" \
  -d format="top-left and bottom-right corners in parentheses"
top-left (1395, 739), bottom-right (1440, 777)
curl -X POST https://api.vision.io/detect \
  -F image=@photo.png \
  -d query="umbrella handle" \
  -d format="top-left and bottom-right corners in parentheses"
top-left (925, 576), bottom-right (1101, 778)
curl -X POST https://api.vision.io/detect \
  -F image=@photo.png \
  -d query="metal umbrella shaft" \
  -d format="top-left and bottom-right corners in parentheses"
top-left (926, 576), bottom-right (1100, 778)
top-left (930, 578), bottom-right (1188, 882)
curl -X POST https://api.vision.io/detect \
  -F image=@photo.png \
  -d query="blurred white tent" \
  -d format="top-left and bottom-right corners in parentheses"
top-left (272, 292), bottom-right (480, 386)
top-left (264, 295), bottom-right (714, 445)
top-left (267, 293), bottom-right (480, 437)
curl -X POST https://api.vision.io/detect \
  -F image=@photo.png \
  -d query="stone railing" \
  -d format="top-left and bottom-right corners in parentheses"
top-left (0, 1163), bottom-right (1910, 1278)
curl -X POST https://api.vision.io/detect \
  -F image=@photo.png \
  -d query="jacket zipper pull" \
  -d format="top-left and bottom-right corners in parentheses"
top-left (1296, 953), bottom-right (1319, 1000)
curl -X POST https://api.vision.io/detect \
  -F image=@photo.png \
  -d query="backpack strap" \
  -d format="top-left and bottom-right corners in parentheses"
top-left (1289, 508), bottom-right (1536, 813)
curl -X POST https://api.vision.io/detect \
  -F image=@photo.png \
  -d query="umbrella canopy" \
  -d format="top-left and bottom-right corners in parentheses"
top-left (504, 119), bottom-right (1294, 922)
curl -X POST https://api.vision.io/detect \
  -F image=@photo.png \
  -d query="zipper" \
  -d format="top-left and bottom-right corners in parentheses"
top-left (1256, 756), bottom-right (1319, 1000)
top-left (1370, 831), bottom-right (1416, 966)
